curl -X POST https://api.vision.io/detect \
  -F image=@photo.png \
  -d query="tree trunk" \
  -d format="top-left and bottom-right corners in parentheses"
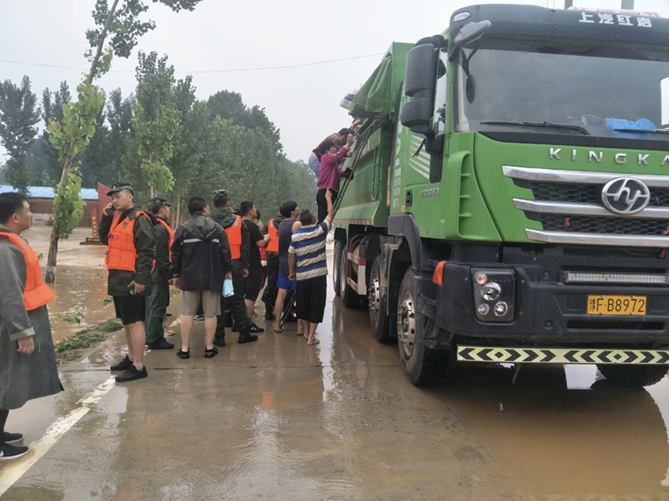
top-left (45, 0), bottom-right (121, 284)
top-left (44, 229), bottom-right (60, 284)
top-left (176, 193), bottom-right (181, 226)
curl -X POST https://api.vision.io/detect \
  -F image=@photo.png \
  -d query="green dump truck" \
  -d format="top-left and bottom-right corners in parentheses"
top-left (333, 4), bottom-right (669, 387)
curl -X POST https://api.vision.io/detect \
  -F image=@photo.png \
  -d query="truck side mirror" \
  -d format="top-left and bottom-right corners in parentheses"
top-left (449, 20), bottom-right (491, 61)
top-left (401, 38), bottom-right (443, 136)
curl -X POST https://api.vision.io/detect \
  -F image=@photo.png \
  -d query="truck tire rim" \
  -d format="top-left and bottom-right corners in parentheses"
top-left (369, 274), bottom-right (381, 326)
top-left (398, 292), bottom-right (416, 357)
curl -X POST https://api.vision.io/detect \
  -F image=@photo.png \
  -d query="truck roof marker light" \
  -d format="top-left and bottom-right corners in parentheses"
top-left (433, 261), bottom-right (448, 287)
top-left (452, 11), bottom-right (471, 22)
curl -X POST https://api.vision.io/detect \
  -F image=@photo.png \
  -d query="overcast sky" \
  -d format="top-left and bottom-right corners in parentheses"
top-left (1, 0), bottom-right (669, 165)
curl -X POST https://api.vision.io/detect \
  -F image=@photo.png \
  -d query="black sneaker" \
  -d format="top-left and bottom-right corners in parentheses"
top-left (110, 355), bottom-right (133, 372)
top-left (204, 347), bottom-right (219, 358)
top-left (0, 443), bottom-right (29, 461)
top-left (193, 314), bottom-right (205, 322)
top-left (213, 337), bottom-right (226, 347)
top-left (2, 432), bottom-right (23, 444)
top-left (177, 349), bottom-right (190, 359)
top-left (147, 339), bottom-right (174, 350)
top-left (238, 332), bottom-right (259, 344)
top-left (249, 323), bottom-right (265, 333)
top-left (115, 366), bottom-right (148, 382)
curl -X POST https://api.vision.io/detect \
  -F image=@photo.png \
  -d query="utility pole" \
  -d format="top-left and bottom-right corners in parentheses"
top-left (621, 0), bottom-right (634, 9)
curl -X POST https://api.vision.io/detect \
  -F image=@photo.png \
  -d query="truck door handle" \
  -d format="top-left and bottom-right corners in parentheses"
top-left (406, 190), bottom-right (413, 207)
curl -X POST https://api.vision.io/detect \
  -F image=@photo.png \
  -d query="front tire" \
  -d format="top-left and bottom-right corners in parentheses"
top-left (368, 255), bottom-right (390, 343)
top-left (339, 242), bottom-right (360, 307)
top-left (396, 268), bottom-right (449, 386)
top-left (597, 364), bottom-right (668, 388)
top-left (333, 240), bottom-right (344, 297)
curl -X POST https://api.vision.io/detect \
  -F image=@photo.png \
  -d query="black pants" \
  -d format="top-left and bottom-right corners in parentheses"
top-left (0, 409), bottom-right (9, 442)
top-left (261, 253), bottom-right (279, 308)
top-left (296, 275), bottom-right (327, 324)
top-left (145, 278), bottom-right (170, 344)
top-left (216, 261), bottom-right (251, 339)
top-left (316, 189), bottom-right (338, 223)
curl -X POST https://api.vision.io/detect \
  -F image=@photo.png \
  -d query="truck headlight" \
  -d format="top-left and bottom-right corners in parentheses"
top-left (481, 282), bottom-right (501, 301)
top-left (472, 270), bottom-right (515, 322)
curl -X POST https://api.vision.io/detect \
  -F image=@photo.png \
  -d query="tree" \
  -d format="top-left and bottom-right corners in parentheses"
top-left (27, 82), bottom-right (72, 186)
top-left (0, 76), bottom-right (40, 192)
top-left (44, 0), bottom-right (204, 283)
top-left (132, 103), bottom-right (180, 197)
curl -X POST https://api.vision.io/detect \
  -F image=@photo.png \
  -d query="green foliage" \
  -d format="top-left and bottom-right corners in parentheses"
top-left (0, 76), bottom-right (40, 191)
top-left (53, 168), bottom-right (85, 239)
top-left (86, 0), bottom-right (203, 78)
top-left (133, 103), bottom-right (180, 196)
top-left (63, 308), bottom-right (85, 324)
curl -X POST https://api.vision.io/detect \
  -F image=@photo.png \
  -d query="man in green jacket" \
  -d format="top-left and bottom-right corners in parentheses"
top-left (210, 190), bottom-right (258, 345)
top-left (145, 196), bottom-right (175, 350)
top-left (99, 182), bottom-right (154, 382)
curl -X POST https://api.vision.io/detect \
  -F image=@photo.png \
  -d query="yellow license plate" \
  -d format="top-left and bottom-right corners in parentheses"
top-left (587, 295), bottom-right (647, 316)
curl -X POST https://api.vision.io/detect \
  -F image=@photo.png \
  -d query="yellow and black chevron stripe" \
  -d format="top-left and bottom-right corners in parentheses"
top-left (457, 346), bottom-right (669, 365)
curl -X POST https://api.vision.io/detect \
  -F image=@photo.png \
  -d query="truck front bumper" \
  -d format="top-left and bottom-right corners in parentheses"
top-left (434, 258), bottom-right (669, 345)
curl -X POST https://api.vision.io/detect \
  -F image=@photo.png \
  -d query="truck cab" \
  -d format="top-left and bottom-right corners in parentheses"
top-left (334, 4), bottom-right (669, 387)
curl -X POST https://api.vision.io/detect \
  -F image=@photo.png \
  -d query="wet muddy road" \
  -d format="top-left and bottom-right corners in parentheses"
top-left (2, 228), bottom-right (669, 499)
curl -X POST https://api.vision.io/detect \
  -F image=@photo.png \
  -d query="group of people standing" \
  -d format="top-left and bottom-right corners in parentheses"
top-left (100, 181), bottom-right (335, 383)
top-left (0, 122), bottom-right (356, 460)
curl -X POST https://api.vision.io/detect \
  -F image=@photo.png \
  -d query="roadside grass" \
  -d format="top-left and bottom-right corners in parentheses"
top-left (55, 319), bottom-right (123, 363)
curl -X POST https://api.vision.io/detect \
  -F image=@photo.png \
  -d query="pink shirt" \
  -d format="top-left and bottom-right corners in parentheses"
top-left (317, 147), bottom-right (348, 192)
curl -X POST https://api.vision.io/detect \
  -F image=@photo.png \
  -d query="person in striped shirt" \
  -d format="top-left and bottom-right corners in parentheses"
top-left (288, 190), bottom-right (334, 345)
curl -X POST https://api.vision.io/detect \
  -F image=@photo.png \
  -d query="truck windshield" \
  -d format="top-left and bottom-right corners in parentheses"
top-left (455, 38), bottom-right (669, 139)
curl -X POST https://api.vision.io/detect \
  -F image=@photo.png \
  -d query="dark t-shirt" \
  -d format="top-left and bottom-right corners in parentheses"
top-left (278, 218), bottom-right (295, 275)
top-left (243, 219), bottom-right (263, 270)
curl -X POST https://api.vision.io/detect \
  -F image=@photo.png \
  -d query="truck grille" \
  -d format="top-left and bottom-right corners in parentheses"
top-left (528, 182), bottom-right (669, 207)
top-left (539, 214), bottom-right (669, 236)
top-left (503, 166), bottom-right (669, 248)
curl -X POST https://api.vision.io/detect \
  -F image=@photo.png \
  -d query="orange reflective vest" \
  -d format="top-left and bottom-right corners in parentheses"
top-left (153, 218), bottom-right (174, 265)
top-left (105, 211), bottom-right (150, 272)
top-left (0, 231), bottom-right (57, 311)
top-left (225, 215), bottom-right (242, 260)
top-left (267, 218), bottom-right (279, 253)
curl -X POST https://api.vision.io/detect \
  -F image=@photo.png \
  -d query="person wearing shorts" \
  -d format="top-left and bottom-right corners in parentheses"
top-left (171, 197), bottom-right (233, 359)
top-left (99, 182), bottom-right (154, 382)
top-left (240, 201), bottom-right (270, 333)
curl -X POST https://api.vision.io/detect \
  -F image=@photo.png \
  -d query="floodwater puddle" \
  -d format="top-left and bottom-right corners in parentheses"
top-left (435, 362), bottom-right (669, 499)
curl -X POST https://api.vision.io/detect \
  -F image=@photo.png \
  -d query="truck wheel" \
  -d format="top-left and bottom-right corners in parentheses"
top-left (339, 243), bottom-right (360, 307)
top-left (368, 256), bottom-right (390, 343)
top-left (396, 268), bottom-right (449, 386)
top-left (333, 241), bottom-right (343, 297)
top-left (597, 364), bottom-right (668, 388)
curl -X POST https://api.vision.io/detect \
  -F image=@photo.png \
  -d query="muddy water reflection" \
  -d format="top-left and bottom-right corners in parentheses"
top-left (49, 267), bottom-right (113, 343)
top-left (436, 363), bottom-right (669, 499)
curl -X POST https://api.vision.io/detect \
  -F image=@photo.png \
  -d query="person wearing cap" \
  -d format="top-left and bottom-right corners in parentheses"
top-left (145, 196), bottom-right (175, 350)
top-left (99, 182), bottom-right (154, 382)
top-left (210, 190), bottom-right (258, 345)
